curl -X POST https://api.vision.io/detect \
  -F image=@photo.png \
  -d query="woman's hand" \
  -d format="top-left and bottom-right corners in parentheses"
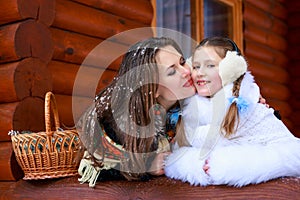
top-left (148, 152), bottom-right (171, 176)
top-left (259, 95), bottom-right (269, 108)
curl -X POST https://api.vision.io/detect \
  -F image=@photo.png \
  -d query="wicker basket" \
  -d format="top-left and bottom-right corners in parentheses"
top-left (10, 92), bottom-right (82, 180)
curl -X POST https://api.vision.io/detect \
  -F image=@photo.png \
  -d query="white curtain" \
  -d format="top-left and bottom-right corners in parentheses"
top-left (156, 0), bottom-right (192, 58)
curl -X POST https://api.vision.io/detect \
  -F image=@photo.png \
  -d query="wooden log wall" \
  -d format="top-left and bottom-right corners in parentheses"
top-left (286, 0), bottom-right (300, 137)
top-left (243, 0), bottom-right (295, 132)
top-left (0, 0), bottom-right (55, 181)
top-left (0, 0), bottom-right (153, 180)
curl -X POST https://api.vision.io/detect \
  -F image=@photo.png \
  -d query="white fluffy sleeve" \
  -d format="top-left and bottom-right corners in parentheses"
top-left (164, 146), bottom-right (211, 186)
top-left (208, 140), bottom-right (300, 187)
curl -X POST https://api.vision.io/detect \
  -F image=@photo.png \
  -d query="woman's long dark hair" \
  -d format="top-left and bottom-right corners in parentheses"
top-left (95, 37), bottom-right (184, 180)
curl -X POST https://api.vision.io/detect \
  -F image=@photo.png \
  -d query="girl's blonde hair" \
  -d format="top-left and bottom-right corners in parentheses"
top-left (196, 36), bottom-right (244, 137)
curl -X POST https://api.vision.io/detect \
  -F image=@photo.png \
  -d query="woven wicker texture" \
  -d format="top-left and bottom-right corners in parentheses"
top-left (11, 92), bottom-right (82, 180)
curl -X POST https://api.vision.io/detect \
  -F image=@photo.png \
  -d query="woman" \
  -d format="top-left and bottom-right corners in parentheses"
top-left (77, 37), bottom-right (195, 187)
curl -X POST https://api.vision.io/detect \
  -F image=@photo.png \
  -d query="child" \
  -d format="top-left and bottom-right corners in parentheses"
top-left (164, 36), bottom-right (300, 187)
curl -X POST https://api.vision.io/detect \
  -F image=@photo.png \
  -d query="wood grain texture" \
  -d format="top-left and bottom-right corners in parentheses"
top-left (244, 22), bottom-right (287, 51)
top-left (248, 59), bottom-right (289, 84)
top-left (243, 2), bottom-right (288, 36)
top-left (0, 58), bottom-right (52, 103)
top-left (50, 28), bottom-right (123, 70)
top-left (0, 20), bottom-right (53, 63)
top-left (244, 40), bottom-right (288, 66)
top-left (244, 0), bottom-right (287, 20)
top-left (0, 98), bottom-right (45, 141)
top-left (0, 0), bottom-right (55, 26)
top-left (72, 0), bottom-right (153, 25)
top-left (52, 0), bottom-right (152, 41)
top-left (48, 61), bottom-right (117, 97)
top-left (0, 141), bottom-right (24, 180)
top-left (0, 176), bottom-right (299, 199)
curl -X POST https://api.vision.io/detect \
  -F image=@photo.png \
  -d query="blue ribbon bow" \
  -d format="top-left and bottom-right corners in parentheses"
top-left (228, 96), bottom-right (249, 114)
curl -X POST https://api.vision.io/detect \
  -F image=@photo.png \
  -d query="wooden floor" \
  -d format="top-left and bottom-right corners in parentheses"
top-left (0, 176), bottom-right (299, 199)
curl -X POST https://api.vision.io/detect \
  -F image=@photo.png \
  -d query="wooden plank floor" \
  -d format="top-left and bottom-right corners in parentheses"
top-left (0, 176), bottom-right (299, 199)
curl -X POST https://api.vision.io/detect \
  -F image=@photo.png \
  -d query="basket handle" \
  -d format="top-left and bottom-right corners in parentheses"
top-left (45, 92), bottom-right (60, 135)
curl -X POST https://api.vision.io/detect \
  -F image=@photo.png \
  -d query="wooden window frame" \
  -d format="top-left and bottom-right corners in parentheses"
top-left (151, 0), bottom-right (243, 50)
top-left (191, 0), bottom-right (243, 49)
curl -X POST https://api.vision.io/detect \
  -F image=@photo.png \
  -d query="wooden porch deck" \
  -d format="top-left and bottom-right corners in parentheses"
top-left (0, 176), bottom-right (299, 199)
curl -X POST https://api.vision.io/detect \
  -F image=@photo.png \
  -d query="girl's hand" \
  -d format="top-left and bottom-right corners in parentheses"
top-left (148, 152), bottom-right (171, 176)
top-left (203, 158), bottom-right (210, 174)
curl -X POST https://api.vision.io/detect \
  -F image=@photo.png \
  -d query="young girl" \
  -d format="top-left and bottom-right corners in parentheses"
top-left (165, 36), bottom-right (300, 187)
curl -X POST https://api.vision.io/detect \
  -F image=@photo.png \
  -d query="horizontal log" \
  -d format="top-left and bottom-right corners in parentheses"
top-left (255, 78), bottom-right (290, 101)
top-left (287, 28), bottom-right (300, 44)
top-left (0, 141), bottom-right (24, 180)
top-left (289, 97), bottom-right (300, 109)
top-left (287, 12), bottom-right (300, 27)
top-left (247, 58), bottom-right (288, 84)
top-left (0, 98), bottom-right (45, 141)
top-left (0, 20), bottom-right (53, 63)
top-left (291, 128), bottom-right (300, 138)
top-left (55, 94), bottom-right (93, 127)
top-left (0, 58), bottom-right (52, 103)
top-left (287, 50), bottom-right (300, 63)
top-left (288, 61), bottom-right (300, 76)
top-left (286, 0), bottom-right (300, 13)
top-left (48, 61), bottom-right (117, 97)
top-left (1, 176), bottom-right (300, 199)
top-left (243, 3), bottom-right (288, 36)
top-left (51, 28), bottom-right (123, 70)
top-left (289, 79), bottom-right (300, 91)
top-left (52, 0), bottom-right (153, 43)
top-left (0, 0), bottom-right (54, 26)
top-left (72, 0), bottom-right (153, 25)
top-left (244, 40), bottom-right (288, 66)
top-left (244, 22), bottom-right (287, 51)
top-left (244, 0), bottom-right (287, 20)
top-left (267, 99), bottom-right (292, 118)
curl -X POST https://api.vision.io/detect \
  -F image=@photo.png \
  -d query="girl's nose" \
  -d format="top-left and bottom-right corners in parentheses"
top-left (195, 67), bottom-right (205, 76)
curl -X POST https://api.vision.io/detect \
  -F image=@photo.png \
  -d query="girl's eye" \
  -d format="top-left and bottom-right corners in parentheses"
top-left (207, 64), bottom-right (215, 68)
top-left (193, 66), bottom-right (201, 70)
top-left (167, 68), bottom-right (176, 76)
top-left (180, 57), bottom-right (186, 65)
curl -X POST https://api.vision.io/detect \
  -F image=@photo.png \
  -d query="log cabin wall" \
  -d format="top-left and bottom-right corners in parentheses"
top-left (286, 0), bottom-right (300, 137)
top-left (0, 0), bottom-right (153, 180)
top-left (242, 0), bottom-right (299, 136)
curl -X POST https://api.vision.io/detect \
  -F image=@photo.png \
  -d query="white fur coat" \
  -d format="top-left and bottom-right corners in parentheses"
top-left (165, 72), bottom-right (300, 187)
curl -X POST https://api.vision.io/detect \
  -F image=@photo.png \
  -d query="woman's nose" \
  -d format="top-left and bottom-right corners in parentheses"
top-left (180, 64), bottom-right (191, 77)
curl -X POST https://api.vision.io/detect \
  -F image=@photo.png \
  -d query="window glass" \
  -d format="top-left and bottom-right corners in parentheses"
top-left (204, 0), bottom-right (233, 38)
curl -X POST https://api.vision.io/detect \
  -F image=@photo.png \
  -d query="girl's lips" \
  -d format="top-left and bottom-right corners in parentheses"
top-left (183, 78), bottom-right (194, 87)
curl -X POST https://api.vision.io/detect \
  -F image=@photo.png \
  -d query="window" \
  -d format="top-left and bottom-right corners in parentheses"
top-left (152, 0), bottom-right (243, 52)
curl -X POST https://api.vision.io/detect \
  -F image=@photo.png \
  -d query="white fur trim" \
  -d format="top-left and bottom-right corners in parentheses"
top-left (208, 140), bottom-right (300, 187)
top-left (165, 147), bottom-right (212, 186)
top-left (219, 51), bottom-right (247, 86)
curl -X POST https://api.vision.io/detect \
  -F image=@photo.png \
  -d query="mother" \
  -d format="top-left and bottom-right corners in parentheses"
top-left (77, 37), bottom-right (195, 187)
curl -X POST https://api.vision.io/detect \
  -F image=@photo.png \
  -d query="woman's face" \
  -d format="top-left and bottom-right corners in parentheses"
top-left (192, 47), bottom-right (222, 97)
top-left (155, 45), bottom-right (195, 105)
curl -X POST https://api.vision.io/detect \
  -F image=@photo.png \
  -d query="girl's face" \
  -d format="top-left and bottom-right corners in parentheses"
top-left (155, 45), bottom-right (195, 105)
top-left (192, 47), bottom-right (223, 97)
